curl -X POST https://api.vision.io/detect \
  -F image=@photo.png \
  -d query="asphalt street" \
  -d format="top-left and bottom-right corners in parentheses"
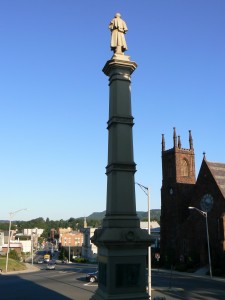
top-left (1, 263), bottom-right (225, 300)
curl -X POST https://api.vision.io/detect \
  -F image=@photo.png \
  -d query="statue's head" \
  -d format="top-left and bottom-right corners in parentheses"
top-left (115, 13), bottom-right (121, 18)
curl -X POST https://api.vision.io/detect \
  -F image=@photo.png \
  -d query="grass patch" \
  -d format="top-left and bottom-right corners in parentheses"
top-left (0, 257), bottom-right (26, 272)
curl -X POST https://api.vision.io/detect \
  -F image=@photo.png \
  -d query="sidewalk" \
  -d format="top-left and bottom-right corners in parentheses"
top-left (154, 267), bottom-right (225, 283)
top-left (150, 267), bottom-right (225, 300)
top-left (2, 263), bottom-right (39, 275)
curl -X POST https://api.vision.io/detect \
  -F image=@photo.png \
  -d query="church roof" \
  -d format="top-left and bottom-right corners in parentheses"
top-left (206, 160), bottom-right (225, 198)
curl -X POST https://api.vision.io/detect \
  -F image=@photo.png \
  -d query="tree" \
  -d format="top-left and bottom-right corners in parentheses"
top-left (9, 249), bottom-right (20, 261)
top-left (58, 247), bottom-right (67, 260)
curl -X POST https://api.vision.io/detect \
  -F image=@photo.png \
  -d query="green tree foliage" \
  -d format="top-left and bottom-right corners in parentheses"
top-left (87, 219), bottom-right (102, 228)
top-left (9, 249), bottom-right (20, 261)
top-left (0, 222), bottom-right (18, 231)
top-left (58, 247), bottom-right (67, 260)
top-left (0, 222), bottom-right (10, 231)
top-left (16, 217), bottom-right (46, 231)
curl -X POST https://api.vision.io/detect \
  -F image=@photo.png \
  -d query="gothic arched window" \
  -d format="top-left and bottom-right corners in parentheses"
top-left (181, 159), bottom-right (189, 177)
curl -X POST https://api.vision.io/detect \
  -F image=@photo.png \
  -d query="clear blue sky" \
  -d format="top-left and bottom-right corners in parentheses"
top-left (0, 1), bottom-right (224, 221)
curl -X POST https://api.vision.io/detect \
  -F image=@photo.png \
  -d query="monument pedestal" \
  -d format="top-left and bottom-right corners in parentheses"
top-left (91, 57), bottom-right (151, 300)
top-left (91, 227), bottom-right (150, 300)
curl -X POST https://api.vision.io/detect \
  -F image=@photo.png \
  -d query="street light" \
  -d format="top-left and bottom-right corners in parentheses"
top-left (31, 231), bottom-right (35, 266)
top-left (136, 182), bottom-right (151, 300)
top-left (188, 206), bottom-right (212, 279)
top-left (5, 208), bottom-right (28, 273)
top-left (68, 237), bottom-right (71, 263)
top-left (64, 237), bottom-right (69, 263)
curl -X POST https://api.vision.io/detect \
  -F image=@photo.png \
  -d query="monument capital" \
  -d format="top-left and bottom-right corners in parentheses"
top-left (102, 59), bottom-right (137, 77)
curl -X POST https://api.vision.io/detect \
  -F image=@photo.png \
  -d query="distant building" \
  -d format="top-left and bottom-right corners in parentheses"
top-left (59, 219), bottom-right (98, 261)
top-left (58, 227), bottom-right (72, 235)
top-left (19, 240), bottom-right (32, 253)
top-left (1, 242), bottom-right (23, 254)
top-left (140, 221), bottom-right (160, 230)
top-left (140, 221), bottom-right (160, 249)
top-left (60, 231), bottom-right (83, 247)
top-left (2, 238), bottom-right (33, 254)
top-left (161, 128), bottom-right (225, 267)
top-left (23, 228), bottom-right (44, 237)
top-left (59, 228), bottom-right (84, 258)
top-left (0, 231), bottom-right (4, 251)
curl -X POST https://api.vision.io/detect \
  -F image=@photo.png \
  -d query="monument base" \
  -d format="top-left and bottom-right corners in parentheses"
top-left (90, 289), bottom-right (149, 300)
top-left (91, 227), bottom-right (151, 300)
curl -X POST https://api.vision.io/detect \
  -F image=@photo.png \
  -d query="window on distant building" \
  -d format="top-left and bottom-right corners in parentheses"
top-left (181, 159), bottom-right (189, 177)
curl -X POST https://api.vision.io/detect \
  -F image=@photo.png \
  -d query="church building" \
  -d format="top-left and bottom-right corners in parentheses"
top-left (160, 128), bottom-right (225, 269)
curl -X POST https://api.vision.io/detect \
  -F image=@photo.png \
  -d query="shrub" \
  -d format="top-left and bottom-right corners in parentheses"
top-left (9, 250), bottom-right (20, 261)
top-left (74, 257), bottom-right (87, 263)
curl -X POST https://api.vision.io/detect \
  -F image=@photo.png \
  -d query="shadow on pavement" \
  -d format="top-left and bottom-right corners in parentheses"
top-left (0, 273), bottom-right (94, 300)
top-left (0, 275), bottom-right (71, 300)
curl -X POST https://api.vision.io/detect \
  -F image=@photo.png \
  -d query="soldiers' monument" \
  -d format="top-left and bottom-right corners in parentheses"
top-left (91, 13), bottom-right (151, 300)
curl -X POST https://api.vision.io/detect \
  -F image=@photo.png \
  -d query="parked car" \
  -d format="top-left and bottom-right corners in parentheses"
top-left (46, 262), bottom-right (56, 270)
top-left (86, 271), bottom-right (98, 283)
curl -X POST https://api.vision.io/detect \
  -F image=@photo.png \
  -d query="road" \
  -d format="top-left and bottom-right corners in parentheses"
top-left (0, 264), bottom-right (225, 300)
top-left (0, 263), bottom-right (96, 300)
top-left (152, 269), bottom-right (225, 299)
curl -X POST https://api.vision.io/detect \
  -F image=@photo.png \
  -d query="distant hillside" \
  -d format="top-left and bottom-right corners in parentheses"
top-left (87, 209), bottom-right (161, 222)
top-left (87, 211), bottom-right (106, 221)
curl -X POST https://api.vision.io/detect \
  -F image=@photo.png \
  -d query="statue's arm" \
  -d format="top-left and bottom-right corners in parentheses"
top-left (109, 20), bottom-right (114, 31)
top-left (123, 22), bottom-right (128, 33)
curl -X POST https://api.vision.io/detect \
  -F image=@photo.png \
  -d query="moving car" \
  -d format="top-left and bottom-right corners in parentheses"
top-left (46, 262), bottom-right (56, 270)
top-left (37, 259), bottom-right (44, 264)
top-left (86, 271), bottom-right (98, 283)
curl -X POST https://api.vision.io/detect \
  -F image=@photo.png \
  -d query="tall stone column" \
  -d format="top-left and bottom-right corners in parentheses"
top-left (103, 58), bottom-right (139, 229)
top-left (90, 14), bottom-right (151, 300)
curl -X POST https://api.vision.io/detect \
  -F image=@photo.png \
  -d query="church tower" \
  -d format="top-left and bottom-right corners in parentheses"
top-left (160, 128), bottom-right (196, 262)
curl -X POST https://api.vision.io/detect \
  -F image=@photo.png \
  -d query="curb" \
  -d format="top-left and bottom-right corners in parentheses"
top-left (1, 263), bottom-right (39, 275)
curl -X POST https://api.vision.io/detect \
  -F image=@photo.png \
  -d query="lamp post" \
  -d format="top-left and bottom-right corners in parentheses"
top-left (5, 208), bottom-right (28, 273)
top-left (64, 237), bottom-right (71, 263)
top-left (68, 237), bottom-right (71, 263)
top-left (64, 237), bottom-right (67, 257)
top-left (188, 206), bottom-right (212, 278)
top-left (31, 233), bottom-right (33, 265)
top-left (31, 232), bottom-right (35, 266)
top-left (136, 183), bottom-right (151, 299)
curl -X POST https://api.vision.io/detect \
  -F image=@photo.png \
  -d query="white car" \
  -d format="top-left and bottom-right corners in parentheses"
top-left (46, 262), bottom-right (56, 270)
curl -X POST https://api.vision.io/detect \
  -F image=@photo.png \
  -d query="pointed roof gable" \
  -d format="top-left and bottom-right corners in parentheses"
top-left (205, 160), bottom-right (225, 198)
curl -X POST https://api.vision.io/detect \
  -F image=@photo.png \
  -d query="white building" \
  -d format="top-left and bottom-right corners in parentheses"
top-left (23, 228), bottom-right (44, 236)
top-left (20, 240), bottom-right (32, 253)
top-left (0, 232), bottom-right (4, 251)
top-left (140, 221), bottom-right (160, 248)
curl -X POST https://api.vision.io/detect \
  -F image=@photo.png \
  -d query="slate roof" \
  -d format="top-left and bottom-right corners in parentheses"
top-left (206, 161), bottom-right (225, 198)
